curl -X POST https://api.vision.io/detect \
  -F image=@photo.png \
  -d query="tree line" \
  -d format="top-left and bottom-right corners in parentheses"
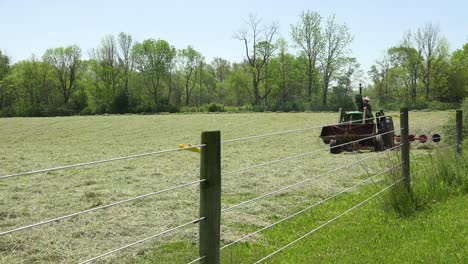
top-left (0, 11), bottom-right (466, 117)
top-left (367, 23), bottom-right (467, 109)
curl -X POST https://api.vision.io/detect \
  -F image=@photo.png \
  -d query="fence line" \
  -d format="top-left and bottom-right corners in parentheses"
top-left (222, 116), bottom-right (378, 144)
top-left (221, 145), bottom-right (401, 213)
top-left (254, 178), bottom-right (404, 263)
top-left (79, 217), bottom-right (205, 264)
top-left (220, 163), bottom-right (401, 251)
top-left (0, 179), bottom-right (205, 236)
top-left (223, 130), bottom-right (398, 177)
top-left (2, 109), bottom-right (462, 263)
top-left (0, 144), bottom-right (206, 180)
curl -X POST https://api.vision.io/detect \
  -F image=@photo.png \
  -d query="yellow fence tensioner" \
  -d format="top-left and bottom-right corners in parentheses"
top-left (178, 143), bottom-right (201, 153)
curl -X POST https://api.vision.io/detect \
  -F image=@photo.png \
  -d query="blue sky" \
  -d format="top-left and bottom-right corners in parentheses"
top-left (1, 0), bottom-right (467, 81)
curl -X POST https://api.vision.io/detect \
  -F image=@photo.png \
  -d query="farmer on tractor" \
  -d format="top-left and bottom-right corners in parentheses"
top-left (363, 96), bottom-right (371, 112)
top-left (319, 85), bottom-right (395, 153)
top-left (362, 96), bottom-right (372, 119)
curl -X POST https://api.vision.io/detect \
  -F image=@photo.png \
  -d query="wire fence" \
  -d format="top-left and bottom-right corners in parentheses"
top-left (0, 144), bottom-right (206, 180)
top-left (254, 178), bottom-right (404, 263)
top-left (221, 144), bottom-right (401, 213)
top-left (0, 110), bottom-right (463, 264)
top-left (79, 217), bottom-right (205, 264)
top-left (0, 179), bottom-right (204, 236)
top-left (219, 163), bottom-right (401, 251)
top-left (221, 116), bottom-right (378, 144)
top-left (223, 130), bottom-right (398, 177)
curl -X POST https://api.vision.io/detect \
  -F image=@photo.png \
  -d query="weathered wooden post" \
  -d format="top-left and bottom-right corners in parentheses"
top-left (456, 110), bottom-right (463, 154)
top-left (400, 108), bottom-right (410, 193)
top-left (199, 131), bottom-right (221, 264)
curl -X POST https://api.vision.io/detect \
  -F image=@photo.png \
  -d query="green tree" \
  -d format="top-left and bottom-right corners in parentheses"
top-left (224, 62), bottom-right (250, 106)
top-left (117, 32), bottom-right (133, 98)
top-left (179, 46), bottom-right (202, 106)
top-left (329, 57), bottom-right (360, 110)
top-left (211, 57), bottom-right (232, 103)
top-left (290, 10), bottom-right (323, 99)
top-left (320, 15), bottom-right (353, 105)
top-left (0, 50), bottom-right (11, 111)
top-left (448, 43), bottom-right (468, 101)
top-left (430, 43), bottom-right (451, 100)
top-left (89, 35), bottom-right (121, 113)
top-left (269, 39), bottom-right (296, 106)
top-left (388, 45), bottom-right (422, 103)
top-left (235, 14), bottom-right (278, 105)
top-left (43, 45), bottom-right (82, 104)
top-left (211, 57), bottom-right (231, 83)
top-left (132, 39), bottom-right (176, 107)
top-left (4, 57), bottom-right (54, 116)
top-left (415, 23), bottom-right (445, 100)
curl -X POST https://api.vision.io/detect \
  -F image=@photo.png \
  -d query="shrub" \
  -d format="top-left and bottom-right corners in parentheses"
top-left (154, 103), bottom-right (179, 113)
top-left (79, 106), bottom-right (94, 116)
top-left (251, 105), bottom-right (265, 112)
top-left (0, 107), bottom-right (16, 117)
top-left (206, 103), bottom-right (225, 112)
top-left (110, 91), bottom-right (129, 114)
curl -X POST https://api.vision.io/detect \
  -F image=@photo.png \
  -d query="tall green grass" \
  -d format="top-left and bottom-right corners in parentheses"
top-left (385, 146), bottom-right (467, 217)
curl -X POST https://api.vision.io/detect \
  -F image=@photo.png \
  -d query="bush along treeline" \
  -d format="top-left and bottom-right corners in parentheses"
top-left (0, 12), bottom-right (466, 117)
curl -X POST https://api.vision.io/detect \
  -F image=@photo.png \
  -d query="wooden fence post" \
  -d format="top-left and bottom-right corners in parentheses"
top-left (199, 131), bottom-right (221, 264)
top-left (456, 110), bottom-right (463, 155)
top-left (400, 108), bottom-right (410, 193)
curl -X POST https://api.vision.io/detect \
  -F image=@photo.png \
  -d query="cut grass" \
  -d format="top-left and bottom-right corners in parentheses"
top-left (0, 111), bottom-right (458, 263)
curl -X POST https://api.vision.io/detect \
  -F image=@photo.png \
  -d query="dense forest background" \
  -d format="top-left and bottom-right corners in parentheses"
top-left (0, 11), bottom-right (466, 117)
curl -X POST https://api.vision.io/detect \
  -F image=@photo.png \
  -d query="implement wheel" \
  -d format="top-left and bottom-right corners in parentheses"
top-left (374, 135), bottom-right (385, 152)
top-left (330, 139), bottom-right (342, 154)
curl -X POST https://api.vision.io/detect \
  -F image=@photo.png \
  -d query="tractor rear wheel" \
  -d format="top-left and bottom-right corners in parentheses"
top-left (382, 116), bottom-right (394, 148)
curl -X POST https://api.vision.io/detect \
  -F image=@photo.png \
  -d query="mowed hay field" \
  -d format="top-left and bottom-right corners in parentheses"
top-left (0, 111), bottom-right (452, 263)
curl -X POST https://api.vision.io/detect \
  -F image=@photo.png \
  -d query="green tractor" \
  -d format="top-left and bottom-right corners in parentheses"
top-left (320, 93), bottom-right (395, 154)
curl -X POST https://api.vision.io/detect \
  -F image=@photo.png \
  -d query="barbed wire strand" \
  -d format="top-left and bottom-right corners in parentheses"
top-left (222, 117), bottom-right (379, 144)
top-left (0, 179), bottom-right (205, 236)
top-left (79, 217), bottom-right (205, 264)
top-left (254, 178), bottom-right (403, 263)
top-left (223, 130), bottom-right (399, 177)
top-left (220, 164), bottom-right (401, 250)
top-left (0, 144), bottom-right (206, 180)
top-left (186, 255), bottom-right (206, 264)
top-left (221, 144), bottom-right (401, 213)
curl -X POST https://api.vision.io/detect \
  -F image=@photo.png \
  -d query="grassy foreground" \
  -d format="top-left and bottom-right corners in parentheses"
top-left (142, 152), bottom-right (468, 263)
top-left (143, 193), bottom-right (468, 264)
top-left (0, 111), bottom-right (462, 263)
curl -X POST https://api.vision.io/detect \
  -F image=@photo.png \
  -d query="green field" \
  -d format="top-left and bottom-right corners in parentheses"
top-left (0, 111), bottom-right (456, 263)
